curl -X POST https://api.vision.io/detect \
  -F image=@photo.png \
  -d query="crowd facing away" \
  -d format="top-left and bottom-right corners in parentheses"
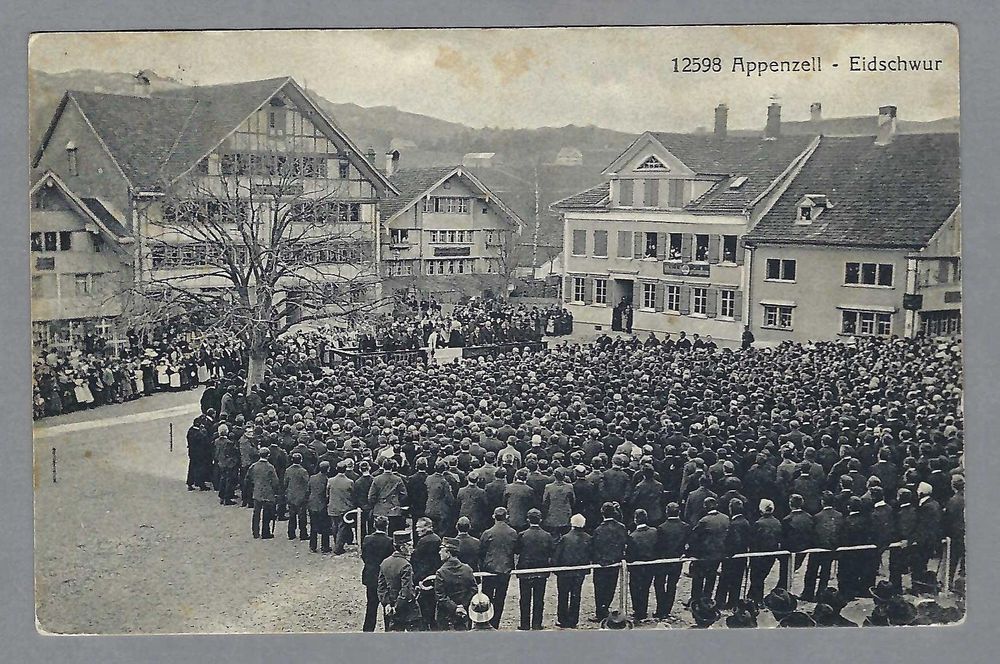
top-left (181, 328), bottom-right (964, 631)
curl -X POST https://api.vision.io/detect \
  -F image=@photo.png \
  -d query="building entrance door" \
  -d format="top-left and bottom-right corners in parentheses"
top-left (611, 279), bottom-right (634, 331)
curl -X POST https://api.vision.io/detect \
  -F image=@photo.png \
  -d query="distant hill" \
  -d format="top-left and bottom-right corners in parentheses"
top-left (29, 69), bottom-right (959, 266)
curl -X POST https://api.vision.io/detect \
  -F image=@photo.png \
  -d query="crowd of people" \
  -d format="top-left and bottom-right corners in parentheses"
top-left (181, 327), bottom-right (965, 631)
top-left (32, 328), bottom-right (244, 419)
top-left (337, 298), bottom-right (574, 355)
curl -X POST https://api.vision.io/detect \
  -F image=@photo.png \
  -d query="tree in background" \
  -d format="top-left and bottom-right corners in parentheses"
top-left (124, 155), bottom-right (384, 389)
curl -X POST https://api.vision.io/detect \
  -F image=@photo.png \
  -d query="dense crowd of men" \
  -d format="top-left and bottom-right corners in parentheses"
top-left (181, 326), bottom-right (964, 631)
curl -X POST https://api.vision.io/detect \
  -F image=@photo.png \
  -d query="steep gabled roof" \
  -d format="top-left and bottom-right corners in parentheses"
top-left (745, 134), bottom-right (960, 248)
top-left (30, 170), bottom-right (133, 245)
top-left (382, 166), bottom-right (525, 229)
top-left (32, 77), bottom-right (396, 195)
top-left (553, 133), bottom-right (815, 215)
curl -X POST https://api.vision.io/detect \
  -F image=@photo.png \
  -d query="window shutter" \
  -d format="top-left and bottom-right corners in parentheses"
top-left (619, 179), bottom-right (634, 207)
top-left (679, 285), bottom-right (691, 315)
top-left (634, 231), bottom-right (644, 259)
top-left (649, 179), bottom-right (661, 207)
top-left (564, 276), bottom-right (572, 302)
top-left (656, 233), bottom-right (668, 260)
top-left (585, 277), bottom-right (594, 304)
top-left (706, 288), bottom-right (718, 318)
top-left (708, 235), bottom-right (721, 264)
top-left (733, 290), bottom-right (743, 321)
top-left (655, 283), bottom-right (665, 312)
top-left (735, 237), bottom-right (745, 266)
top-left (618, 231), bottom-right (632, 257)
top-left (681, 234), bottom-right (693, 262)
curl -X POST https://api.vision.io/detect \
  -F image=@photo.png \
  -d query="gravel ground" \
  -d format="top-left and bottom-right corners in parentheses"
top-left (33, 389), bottom-right (955, 634)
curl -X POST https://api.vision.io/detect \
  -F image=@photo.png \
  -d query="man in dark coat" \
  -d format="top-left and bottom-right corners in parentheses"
top-left (378, 530), bottom-right (422, 631)
top-left (283, 453), bottom-right (310, 541)
top-left (479, 507), bottom-right (518, 629)
top-left (411, 517), bottom-right (442, 630)
top-left (361, 516), bottom-right (395, 632)
top-left (248, 447), bottom-right (280, 539)
top-left (307, 461), bottom-right (331, 552)
top-left (689, 496), bottom-right (729, 602)
top-left (590, 501), bottom-right (628, 622)
top-left (369, 459), bottom-right (409, 534)
top-left (943, 475), bottom-right (965, 591)
top-left (867, 486), bottom-right (895, 590)
top-left (631, 467), bottom-right (666, 526)
top-left (405, 459), bottom-right (429, 522)
top-left (780, 493), bottom-right (815, 594)
top-left (425, 461), bottom-right (455, 535)
top-left (910, 482), bottom-right (943, 594)
top-left (890, 488), bottom-right (917, 593)
top-left (504, 469), bottom-right (535, 531)
top-left (803, 491), bottom-right (843, 601)
top-left (653, 502), bottom-right (689, 618)
top-left (457, 472), bottom-right (490, 537)
top-left (571, 466), bottom-right (600, 530)
top-left (715, 498), bottom-right (751, 610)
top-left (552, 513), bottom-right (592, 628)
top-left (626, 508), bottom-right (659, 621)
top-left (515, 508), bottom-right (554, 630)
top-left (435, 538), bottom-right (478, 630)
top-left (454, 517), bottom-right (481, 571)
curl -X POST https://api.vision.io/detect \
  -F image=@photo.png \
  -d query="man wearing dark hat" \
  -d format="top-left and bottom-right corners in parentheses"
top-left (435, 537), bottom-right (478, 630)
top-left (378, 530), bottom-right (422, 632)
top-left (479, 507), bottom-right (518, 629)
top-left (504, 468), bottom-right (535, 532)
top-left (327, 462), bottom-right (356, 555)
top-left (552, 513), bottom-right (591, 628)
top-left (715, 498), bottom-right (751, 610)
top-left (283, 452), bottom-right (310, 541)
top-left (308, 460), bottom-right (332, 552)
top-left (455, 517), bottom-right (481, 571)
top-left (803, 491), bottom-right (843, 601)
top-left (780, 493), bottom-right (814, 593)
top-left (515, 508), bottom-right (554, 630)
top-left (369, 458), bottom-right (409, 535)
top-left (361, 516), bottom-right (395, 632)
top-left (626, 508), bottom-right (659, 621)
top-left (591, 501), bottom-right (628, 622)
top-left (248, 447), bottom-right (280, 539)
top-left (425, 460), bottom-right (455, 535)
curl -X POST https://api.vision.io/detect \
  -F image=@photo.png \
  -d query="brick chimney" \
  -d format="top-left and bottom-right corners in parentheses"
top-left (764, 97), bottom-right (781, 139)
top-left (810, 102), bottom-right (822, 123)
top-left (385, 149), bottom-right (400, 177)
top-left (714, 103), bottom-right (728, 139)
top-left (875, 105), bottom-right (898, 146)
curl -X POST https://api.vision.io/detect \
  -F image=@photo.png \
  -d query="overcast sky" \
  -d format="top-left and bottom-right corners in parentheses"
top-left (30, 24), bottom-right (958, 132)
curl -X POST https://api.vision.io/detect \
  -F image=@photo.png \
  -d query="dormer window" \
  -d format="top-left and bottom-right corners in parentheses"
top-left (795, 194), bottom-right (833, 224)
top-left (635, 155), bottom-right (669, 171)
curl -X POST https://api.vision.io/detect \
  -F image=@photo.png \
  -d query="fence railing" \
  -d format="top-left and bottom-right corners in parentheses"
top-left (412, 537), bottom-right (954, 620)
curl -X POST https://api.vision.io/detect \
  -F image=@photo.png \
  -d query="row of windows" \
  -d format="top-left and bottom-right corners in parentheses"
top-left (30, 231), bottom-right (73, 252)
top-left (204, 152), bottom-right (340, 179)
top-left (149, 241), bottom-right (368, 268)
top-left (617, 178), bottom-right (691, 208)
top-left (570, 277), bottom-right (739, 318)
top-left (31, 272), bottom-right (106, 298)
top-left (425, 259), bottom-right (476, 275)
top-left (571, 230), bottom-right (739, 263)
top-left (764, 258), bottom-right (894, 287)
top-left (389, 229), bottom-right (502, 245)
top-left (422, 197), bottom-right (470, 214)
top-left (162, 200), bottom-right (361, 225)
top-left (760, 305), bottom-right (894, 337)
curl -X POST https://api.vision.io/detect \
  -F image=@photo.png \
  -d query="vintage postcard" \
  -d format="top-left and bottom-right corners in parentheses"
top-left (29, 24), bottom-right (962, 633)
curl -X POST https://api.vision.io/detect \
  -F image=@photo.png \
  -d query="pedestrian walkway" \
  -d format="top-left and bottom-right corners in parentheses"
top-left (33, 402), bottom-right (202, 439)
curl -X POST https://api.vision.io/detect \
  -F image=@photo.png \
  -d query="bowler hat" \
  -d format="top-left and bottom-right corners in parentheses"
top-left (600, 610), bottom-right (633, 630)
top-left (690, 597), bottom-right (722, 627)
top-left (763, 588), bottom-right (797, 616)
top-left (777, 611), bottom-right (817, 628)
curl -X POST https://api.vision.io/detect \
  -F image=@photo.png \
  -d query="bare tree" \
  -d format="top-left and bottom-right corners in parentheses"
top-left (125, 154), bottom-right (385, 388)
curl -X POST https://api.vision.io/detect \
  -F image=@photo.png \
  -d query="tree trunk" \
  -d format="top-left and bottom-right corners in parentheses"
top-left (246, 346), bottom-right (268, 392)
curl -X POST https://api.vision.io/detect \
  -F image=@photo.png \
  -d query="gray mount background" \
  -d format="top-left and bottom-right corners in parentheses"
top-left (3, 2), bottom-right (997, 662)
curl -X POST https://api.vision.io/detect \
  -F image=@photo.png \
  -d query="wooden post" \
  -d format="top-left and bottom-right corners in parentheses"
top-left (169, 422), bottom-right (174, 452)
top-left (51, 447), bottom-right (57, 484)
top-left (943, 537), bottom-right (952, 595)
top-left (618, 559), bottom-right (629, 617)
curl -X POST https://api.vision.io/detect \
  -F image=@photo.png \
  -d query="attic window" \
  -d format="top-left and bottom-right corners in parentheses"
top-left (729, 176), bottom-right (748, 189)
top-left (795, 194), bottom-right (833, 225)
top-left (636, 155), bottom-right (669, 171)
top-left (66, 142), bottom-right (79, 177)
